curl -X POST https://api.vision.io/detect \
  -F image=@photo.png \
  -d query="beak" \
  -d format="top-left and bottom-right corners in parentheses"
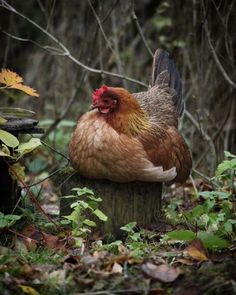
top-left (89, 104), bottom-right (99, 110)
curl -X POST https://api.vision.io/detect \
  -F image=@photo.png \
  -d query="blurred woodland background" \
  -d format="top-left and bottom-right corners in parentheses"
top-left (0, 0), bottom-right (235, 178)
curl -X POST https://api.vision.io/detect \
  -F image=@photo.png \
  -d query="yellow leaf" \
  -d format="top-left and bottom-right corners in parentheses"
top-left (0, 69), bottom-right (23, 86)
top-left (184, 239), bottom-right (208, 262)
top-left (9, 83), bottom-right (39, 97)
top-left (0, 68), bottom-right (39, 97)
top-left (0, 116), bottom-right (7, 124)
top-left (9, 163), bottom-right (25, 181)
top-left (18, 285), bottom-right (40, 295)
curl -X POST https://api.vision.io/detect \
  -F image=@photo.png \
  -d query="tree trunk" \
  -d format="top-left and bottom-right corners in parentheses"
top-left (60, 173), bottom-right (162, 238)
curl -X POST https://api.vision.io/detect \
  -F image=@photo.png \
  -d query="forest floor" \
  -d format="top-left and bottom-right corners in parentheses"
top-left (0, 176), bottom-right (236, 295)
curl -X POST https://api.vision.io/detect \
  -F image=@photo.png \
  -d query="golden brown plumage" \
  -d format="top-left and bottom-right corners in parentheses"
top-left (69, 49), bottom-right (192, 183)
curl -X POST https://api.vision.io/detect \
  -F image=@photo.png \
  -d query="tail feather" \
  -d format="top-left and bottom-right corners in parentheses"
top-left (139, 166), bottom-right (177, 182)
top-left (151, 49), bottom-right (184, 116)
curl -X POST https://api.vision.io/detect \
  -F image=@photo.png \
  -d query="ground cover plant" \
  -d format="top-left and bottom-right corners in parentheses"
top-left (0, 151), bottom-right (235, 295)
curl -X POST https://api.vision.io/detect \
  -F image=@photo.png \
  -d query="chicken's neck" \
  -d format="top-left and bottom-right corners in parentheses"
top-left (104, 108), bottom-right (150, 137)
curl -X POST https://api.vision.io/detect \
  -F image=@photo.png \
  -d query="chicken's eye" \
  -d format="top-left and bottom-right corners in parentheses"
top-left (103, 99), bottom-right (110, 104)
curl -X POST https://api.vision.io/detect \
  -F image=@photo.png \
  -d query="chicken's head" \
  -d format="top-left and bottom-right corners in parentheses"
top-left (92, 85), bottom-right (118, 114)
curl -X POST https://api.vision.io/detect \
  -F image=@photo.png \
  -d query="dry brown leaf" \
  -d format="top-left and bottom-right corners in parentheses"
top-left (9, 83), bottom-right (39, 97)
top-left (142, 262), bottom-right (182, 283)
top-left (41, 232), bottom-right (63, 250)
top-left (184, 239), bottom-right (208, 262)
top-left (0, 69), bottom-right (23, 86)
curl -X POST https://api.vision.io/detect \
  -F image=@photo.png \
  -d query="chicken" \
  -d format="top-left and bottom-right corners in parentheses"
top-left (69, 49), bottom-right (192, 183)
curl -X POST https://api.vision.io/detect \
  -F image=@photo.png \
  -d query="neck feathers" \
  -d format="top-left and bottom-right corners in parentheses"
top-left (105, 108), bottom-right (150, 137)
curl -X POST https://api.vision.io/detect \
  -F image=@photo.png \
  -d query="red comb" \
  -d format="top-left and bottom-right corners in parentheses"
top-left (92, 85), bottom-right (108, 102)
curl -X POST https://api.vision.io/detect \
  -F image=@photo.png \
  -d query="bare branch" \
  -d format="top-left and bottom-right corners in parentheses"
top-left (41, 72), bottom-right (87, 140)
top-left (131, 9), bottom-right (153, 57)
top-left (202, 1), bottom-right (236, 90)
top-left (185, 110), bottom-right (216, 174)
top-left (0, 0), bottom-right (148, 87)
top-left (1, 29), bottom-right (65, 55)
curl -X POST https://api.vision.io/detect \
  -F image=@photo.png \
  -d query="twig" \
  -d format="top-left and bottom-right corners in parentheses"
top-left (39, 138), bottom-right (70, 162)
top-left (7, 228), bottom-right (45, 246)
top-left (0, 0), bottom-right (147, 87)
top-left (41, 71), bottom-right (86, 140)
top-left (87, 0), bottom-right (114, 54)
top-left (88, 0), bottom-right (128, 88)
top-left (111, 12), bottom-right (128, 88)
top-left (4, 158), bottom-right (64, 231)
top-left (26, 166), bottom-right (67, 188)
top-left (192, 168), bottom-right (219, 187)
top-left (185, 110), bottom-right (216, 174)
top-left (0, 29), bottom-right (65, 55)
top-left (131, 8), bottom-right (153, 57)
top-left (190, 174), bottom-right (198, 195)
top-left (202, 1), bottom-right (236, 90)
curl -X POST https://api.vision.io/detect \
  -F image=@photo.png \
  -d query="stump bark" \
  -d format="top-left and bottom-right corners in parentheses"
top-left (60, 173), bottom-right (162, 238)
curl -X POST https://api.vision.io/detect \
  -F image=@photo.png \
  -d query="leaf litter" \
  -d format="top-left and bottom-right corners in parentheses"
top-left (1, 179), bottom-right (236, 294)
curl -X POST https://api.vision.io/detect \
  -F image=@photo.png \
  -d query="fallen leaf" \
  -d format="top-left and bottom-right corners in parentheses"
top-left (184, 239), bottom-right (208, 262)
top-left (18, 285), bottom-right (40, 295)
top-left (42, 232), bottom-right (60, 248)
top-left (111, 262), bottom-right (123, 274)
top-left (142, 262), bottom-right (181, 283)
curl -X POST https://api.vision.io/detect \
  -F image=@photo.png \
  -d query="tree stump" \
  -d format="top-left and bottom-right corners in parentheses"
top-left (0, 117), bottom-right (43, 214)
top-left (60, 172), bottom-right (162, 238)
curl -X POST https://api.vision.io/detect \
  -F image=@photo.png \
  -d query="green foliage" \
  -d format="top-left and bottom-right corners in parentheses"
top-left (39, 119), bottom-right (75, 157)
top-left (0, 136), bottom-right (41, 161)
top-left (61, 187), bottom-right (107, 246)
top-left (0, 212), bottom-right (21, 228)
top-left (165, 230), bottom-right (196, 242)
top-left (97, 223), bottom-right (159, 258)
top-left (164, 151), bottom-right (236, 249)
top-left (0, 129), bottom-right (19, 148)
top-left (0, 69), bottom-right (41, 183)
top-left (165, 230), bottom-right (229, 249)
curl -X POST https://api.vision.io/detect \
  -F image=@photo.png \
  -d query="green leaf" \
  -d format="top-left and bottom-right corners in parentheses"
top-left (15, 138), bottom-right (41, 158)
top-left (60, 219), bottom-right (71, 225)
top-left (224, 151), bottom-right (236, 158)
top-left (120, 222), bottom-right (137, 232)
top-left (0, 214), bottom-right (21, 228)
top-left (0, 107), bottom-right (35, 118)
top-left (166, 230), bottom-right (196, 241)
top-left (72, 187), bottom-right (94, 196)
top-left (0, 218), bottom-right (8, 228)
top-left (199, 191), bottom-right (231, 200)
top-left (93, 209), bottom-right (107, 221)
top-left (216, 159), bottom-right (236, 176)
top-left (83, 219), bottom-right (96, 227)
top-left (0, 129), bottom-right (19, 148)
top-left (197, 231), bottom-right (229, 249)
top-left (86, 195), bottom-right (102, 202)
top-left (0, 150), bottom-right (13, 158)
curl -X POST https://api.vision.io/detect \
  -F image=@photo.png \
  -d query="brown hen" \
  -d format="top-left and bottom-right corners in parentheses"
top-left (69, 49), bottom-right (192, 183)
